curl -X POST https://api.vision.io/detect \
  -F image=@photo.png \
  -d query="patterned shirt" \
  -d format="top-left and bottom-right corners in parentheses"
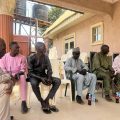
top-left (0, 68), bottom-right (11, 96)
top-left (112, 54), bottom-right (120, 74)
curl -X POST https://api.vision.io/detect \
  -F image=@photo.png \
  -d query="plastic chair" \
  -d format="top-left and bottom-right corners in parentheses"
top-left (27, 59), bottom-right (60, 108)
top-left (59, 61), bottom-right (73, 101)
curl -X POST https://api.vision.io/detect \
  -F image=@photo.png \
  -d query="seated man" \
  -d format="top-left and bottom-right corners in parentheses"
top-left (0, 41), bottom-right (28, 113)
top-left (64, 47), bottom-right (97, 104)
top-left (92, 44), bottom-right (114, 101)
top-left (112, 54), bottom-right (120, 94)
top-left (0, 38), bottom-right (14, 120)
top-left (27, 42), bottom-right (61, 114)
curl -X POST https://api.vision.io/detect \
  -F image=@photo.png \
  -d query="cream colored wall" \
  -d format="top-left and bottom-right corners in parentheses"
top-left (53, 1), bottom-right (120, 58)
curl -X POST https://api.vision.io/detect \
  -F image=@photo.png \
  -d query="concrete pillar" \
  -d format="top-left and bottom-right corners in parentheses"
top-left (0, 0), bottom-right (16, 51)
top-left (44, 37), bottom-right (53, 54)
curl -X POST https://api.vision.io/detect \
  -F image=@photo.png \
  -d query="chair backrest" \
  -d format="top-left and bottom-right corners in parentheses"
top-left (66, 49), bottom-right (73, 58)
top-left (89, 52), bottom-right (97, 72)
top-left (50, 59), bottom-right (60, 78)
top-left (49, 47), bottom-right (58, 59)
top-left (59, 61), bottom-right (67, 80)
top-left (112, 53), bottom-right (119, 62)
top-left (80, 52), bottom-right (89, 64)
top-left (61, 54), bottom-right (67, 62)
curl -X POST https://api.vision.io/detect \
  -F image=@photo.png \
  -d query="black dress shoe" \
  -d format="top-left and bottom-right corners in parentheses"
top-left (42, 107), bottom-right (52, 114)
top-left (21, 101), bottom-right (28, 114)
top-left (49, 105), bottom-right (59, 112)
top-left (76, 95), bottom-right (85, 104)
top-left (10, 116), bottom-right (14, 120)
top-left (105, 95), bottom-right (113, 102)
top-left (41, 100), bottom-right (52, 114)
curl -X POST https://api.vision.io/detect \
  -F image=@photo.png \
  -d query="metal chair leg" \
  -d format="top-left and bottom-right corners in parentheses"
top-left (102, 82), bottom-right (104, 98)
top-left (71, 79), bottom-right (75, 101)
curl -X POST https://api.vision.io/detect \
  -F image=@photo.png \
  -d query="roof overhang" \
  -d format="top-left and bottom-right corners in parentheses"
top-left (43, 11), bottom-right (95, 39)
top-left (29, 0), bottom-right (118, 17)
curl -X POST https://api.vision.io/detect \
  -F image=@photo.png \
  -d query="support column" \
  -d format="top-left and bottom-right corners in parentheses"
top-left (44, 37), bottom-right (53, 54)
top-left (0, 0), bottom-right (16, 51)
top-left (0, 15), bottom-right (13, 51)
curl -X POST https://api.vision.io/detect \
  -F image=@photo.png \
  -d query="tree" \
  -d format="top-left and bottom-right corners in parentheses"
top-left (40, 6), bottom-right (65, 34)
top-left (48, 7), bottom-right (65, 23)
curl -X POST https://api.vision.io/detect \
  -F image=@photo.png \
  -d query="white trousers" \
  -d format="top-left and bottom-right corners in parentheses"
top-left (0, 84), bottom-right (10, 120)
top-left (72, 73), bottom-right (97, 97)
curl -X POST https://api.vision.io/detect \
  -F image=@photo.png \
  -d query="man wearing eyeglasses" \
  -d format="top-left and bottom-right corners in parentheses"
top-left (64, 47), bottom-right (97, 104)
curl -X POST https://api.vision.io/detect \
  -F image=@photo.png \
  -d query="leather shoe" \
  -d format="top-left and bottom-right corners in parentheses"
top-left (21, 101), bottom-right (28, 114)
top-left (49, 105), bottom-right (59, 112)
top-left (105, 95), bottom-right (113, 102)
top-left (42, 107), bottom-right (52, 114)
top-left (76, 95), bottom-right (85, 104)
top-left (41, 100), bottom-right (52, 114)
top-left (10, 116), bottom-right (14, 120)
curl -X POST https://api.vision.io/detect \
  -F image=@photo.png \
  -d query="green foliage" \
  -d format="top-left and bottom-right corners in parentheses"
top-left (48, 7), bottom-right (65, 23)
top-left (40, 6), bottom-right (65, 34)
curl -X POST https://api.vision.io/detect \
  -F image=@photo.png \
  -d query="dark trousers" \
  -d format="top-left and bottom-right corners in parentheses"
top-left (96, 71), bottom-right (112, 95)
top-left (29, 77), bottom-right (61, 102)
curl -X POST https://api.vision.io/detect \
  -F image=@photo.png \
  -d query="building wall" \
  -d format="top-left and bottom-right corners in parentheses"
top-left (52, 1), bottom-right (120, 58)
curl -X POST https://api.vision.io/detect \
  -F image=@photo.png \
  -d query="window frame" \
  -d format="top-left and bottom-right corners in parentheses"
top-left (91, 22), bottom-right (104, 45)
top-left (64, 33), bottom-right (75, 54)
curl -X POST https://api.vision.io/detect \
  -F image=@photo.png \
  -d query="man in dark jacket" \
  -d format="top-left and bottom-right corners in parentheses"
top-left (28, 42), bottom-right (61, 114)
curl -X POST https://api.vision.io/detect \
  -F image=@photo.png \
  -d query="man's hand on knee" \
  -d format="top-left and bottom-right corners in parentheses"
top-left (78, 69), bottom-right (87, 75)
top-left (14, 71), bottom-right (24, 80)
top-left (5, 80), bottom-right (14, 95)
top-left (41, 77), bottom-right (52, 86)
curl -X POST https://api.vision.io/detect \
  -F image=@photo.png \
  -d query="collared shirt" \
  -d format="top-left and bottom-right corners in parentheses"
top-left (92, 52), bottom-right (112, 73)
top-left (0, 53), bottom-right (27, 76)
top-left (27, 53), bottom-right (52, 78)
top-left (64, 57), bottom-right (88, 74)
top-left (112, 54), bottom-right (120, 74)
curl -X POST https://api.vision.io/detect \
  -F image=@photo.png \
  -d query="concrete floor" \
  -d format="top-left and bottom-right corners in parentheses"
top-left (10, 86), bottom-right (120, 120)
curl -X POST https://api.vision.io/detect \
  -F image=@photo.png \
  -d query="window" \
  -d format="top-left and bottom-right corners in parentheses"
top-left (91, 22), bottom-right (103, 45)
top-left (64, 34), bottom-right (75, 54)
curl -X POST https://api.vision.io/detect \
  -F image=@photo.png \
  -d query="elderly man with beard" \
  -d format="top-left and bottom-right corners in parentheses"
top-left (64, 47), bottom-right (97, 104)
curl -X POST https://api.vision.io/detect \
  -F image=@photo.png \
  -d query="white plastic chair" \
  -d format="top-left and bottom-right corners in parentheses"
top-left (49, 59), bottom-right (72, 101)
top-left (59, 61), bottom-right (72, 101)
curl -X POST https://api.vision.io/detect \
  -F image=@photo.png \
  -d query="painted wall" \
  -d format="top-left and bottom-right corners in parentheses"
top-left (52, 1), bottom-right (120, 58)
